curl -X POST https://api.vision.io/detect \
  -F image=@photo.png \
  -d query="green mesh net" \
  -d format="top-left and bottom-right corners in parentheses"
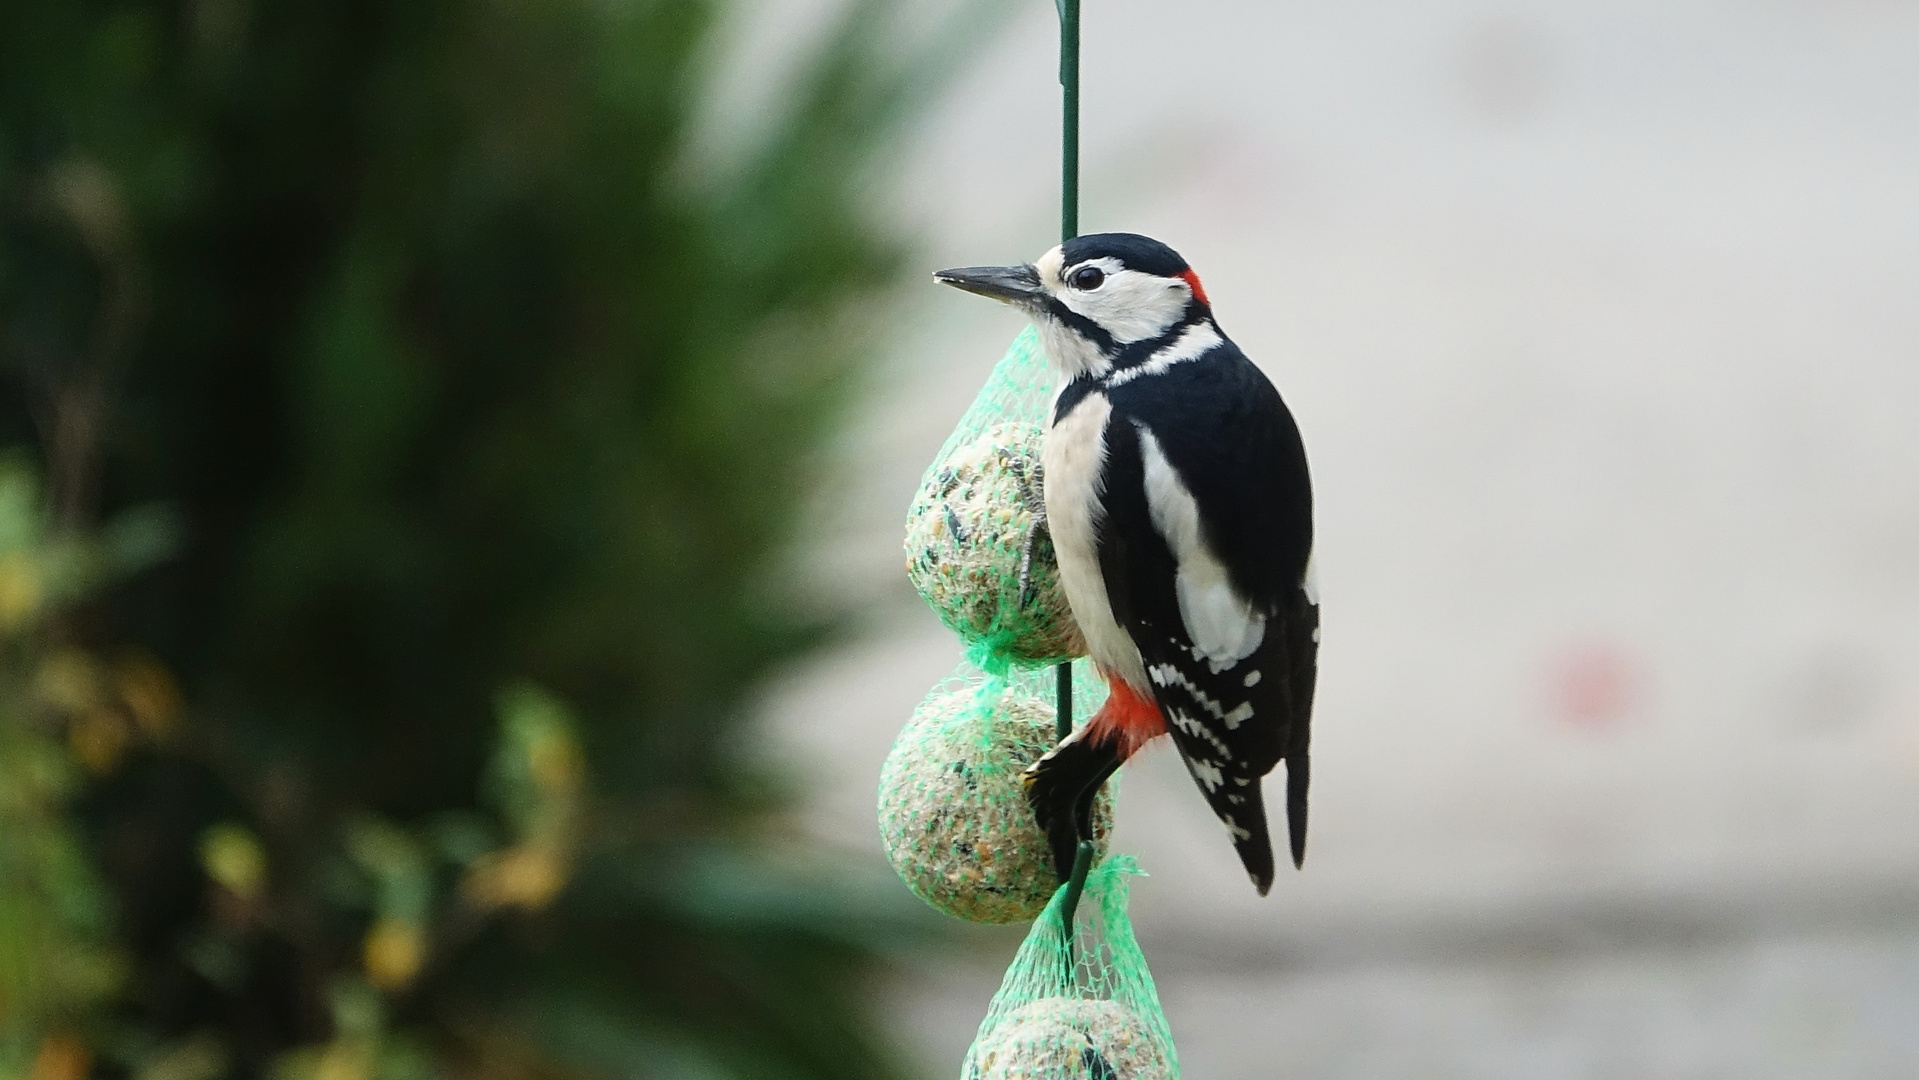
top-left (905, 327), bottom-right (1082, 672)
top-left (878, 661), bottom-right (1112, 924)
top-left (962, 856), bottom-right (1179, 1080)
top-left (891, 328), bottom-right (1179, 1071)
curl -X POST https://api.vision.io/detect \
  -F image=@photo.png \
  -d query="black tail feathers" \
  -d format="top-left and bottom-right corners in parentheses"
top-left (1207, 779), bottom-right (1276, 895)
top-left (1286, 750), bottom-right (1310, 870)
top-left (1199, 755), bottom-right (1310, 895)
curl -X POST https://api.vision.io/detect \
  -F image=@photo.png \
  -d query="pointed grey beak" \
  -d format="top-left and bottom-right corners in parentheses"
top-left (934, 263), bottom-right (1045, 305)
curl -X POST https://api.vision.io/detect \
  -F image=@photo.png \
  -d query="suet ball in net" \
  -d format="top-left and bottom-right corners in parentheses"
top-left (905, 329), bottom-right (1083, 670)
top-left (971, 998), bottom-right (1172, 1080)
top-left (878, 668), bottom-right (1113, 924)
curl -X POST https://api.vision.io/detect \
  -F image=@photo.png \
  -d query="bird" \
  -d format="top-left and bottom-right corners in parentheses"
top-left (935, 233), bottom-right (1317, 895)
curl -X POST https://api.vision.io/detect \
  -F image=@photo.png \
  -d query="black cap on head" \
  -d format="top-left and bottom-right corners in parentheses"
top-left (1059, 232), bottom-right (1190, 278)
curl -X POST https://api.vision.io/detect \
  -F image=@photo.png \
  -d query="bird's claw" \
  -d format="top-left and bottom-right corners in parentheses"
top-left (1016, 464), bottom-right (1049, 608)
top-left (943, 504), bottom-right (971, 545)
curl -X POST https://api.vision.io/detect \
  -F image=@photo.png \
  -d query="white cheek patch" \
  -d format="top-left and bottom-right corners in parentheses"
top-left (1036, 317), bottom-right (1110, 380)
top-left (1028, 248), bottom-right (1109, 378)
top-left (1137, 427), bottom-right (1266, 669)
top-left (1056, 265), bottom-right (1191, 345)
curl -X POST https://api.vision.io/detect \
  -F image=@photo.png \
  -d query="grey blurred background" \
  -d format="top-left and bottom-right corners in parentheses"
top-left (749, 0), bottom-right (1919, 1076)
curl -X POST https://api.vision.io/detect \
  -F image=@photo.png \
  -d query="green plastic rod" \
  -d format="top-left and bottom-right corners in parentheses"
top-left (1057, 0), bottom-right (1080, 243)
top-left (1058, 839), bottom-right (1097, 936)
top-left (1056, 658), bottom-right (1073, 741)
top-left (1052, 0), bottom-right (1081, 756)
top-left (1053, 0), bottom-right (1091, 914)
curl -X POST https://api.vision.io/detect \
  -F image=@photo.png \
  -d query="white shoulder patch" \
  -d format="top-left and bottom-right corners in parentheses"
top-left (1102, 322), bottom-right (1222, 389)
top-left (1136, 426), bottom-right (1266, 670)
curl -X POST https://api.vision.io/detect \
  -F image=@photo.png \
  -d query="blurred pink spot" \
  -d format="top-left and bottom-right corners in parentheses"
top-left (1551, 642), bottom-right (1636, 731)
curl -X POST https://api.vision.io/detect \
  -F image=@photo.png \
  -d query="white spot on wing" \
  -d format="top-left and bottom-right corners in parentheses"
top-left (1186, 758), bottom-right (1225, 792)
top-left (1138, 428), bottom-right (1266, 667)
top-left (1243, 670), bottom-right (1261, 688)
top-left (1165, 706), bottom-right (1202, 736)
top-left (1164, 706), bottom-right (1234, 761)
top-left (1150, 662), bottom-right (1242, 727)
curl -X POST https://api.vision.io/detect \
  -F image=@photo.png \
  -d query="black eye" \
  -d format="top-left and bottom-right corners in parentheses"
top-left (1069, 266), bottom-right (1105, 290)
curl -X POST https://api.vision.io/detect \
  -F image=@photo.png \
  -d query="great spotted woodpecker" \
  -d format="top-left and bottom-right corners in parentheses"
top-left (936, 233), bottom-right (1317, 895)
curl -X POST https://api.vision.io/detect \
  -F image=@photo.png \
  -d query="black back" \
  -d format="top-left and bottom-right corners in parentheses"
top-left (1075, 332), bottom-right (1318, 890)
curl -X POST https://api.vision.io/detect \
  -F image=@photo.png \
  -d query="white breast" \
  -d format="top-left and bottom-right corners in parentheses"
top-left (1043, 392), bottom-right (1148, 692)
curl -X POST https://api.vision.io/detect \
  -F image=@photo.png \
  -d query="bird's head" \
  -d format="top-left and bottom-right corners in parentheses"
top-left (935, 232), bottom-right (1212, 379)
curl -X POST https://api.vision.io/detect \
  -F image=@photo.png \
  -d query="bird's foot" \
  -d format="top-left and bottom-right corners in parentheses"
top-left (1023, 728), bottom-right (1124, 884)
top-left (1016, 481), bottom-right (1049, 608)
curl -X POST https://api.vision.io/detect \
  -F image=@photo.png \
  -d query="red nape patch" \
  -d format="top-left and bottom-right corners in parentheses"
top-left (1085, 669), bottom-right (1167, 756)
top-left (1180, 269), bottom-right (1210, 307)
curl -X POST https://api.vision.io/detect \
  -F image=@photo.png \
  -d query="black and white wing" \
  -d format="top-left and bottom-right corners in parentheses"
top-left (1098, 342), bottom-right (1317, 893)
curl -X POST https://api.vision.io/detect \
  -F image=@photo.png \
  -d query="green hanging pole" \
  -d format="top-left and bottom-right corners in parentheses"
top-left (1052, 0), bottom-right (1096, 934)
top-left (1057, 838), bottom-right (1097, 934)
top-left (1057, 0), bottom-right (1080, 244)
top-left (1052, 0), bottom-right (1080, 747)
top-left (1056, 663), bottom-right (1073, 742)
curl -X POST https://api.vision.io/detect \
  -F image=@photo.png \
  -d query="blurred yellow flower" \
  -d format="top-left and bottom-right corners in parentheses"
top-left (116, 653), bottom-right (183, 738)
top-left (526, 727), bottom-right (584, 793)
top-left (37, 649), bottom-right (105, 715)
top-left (69, 708), bottom-right (131, 774)
top-left (310, 1042), bottom-right (371, 1080)
top-left (0, 550), bottom-right (41, 631)
top-left (361, 917), bottom-right (424, 992)
top-left (461, 844), bottom-right (568, 912)
top-left (199, 824), bottom-right (268, 901)
top-left (29, 1034), bottom-right (90, 1080)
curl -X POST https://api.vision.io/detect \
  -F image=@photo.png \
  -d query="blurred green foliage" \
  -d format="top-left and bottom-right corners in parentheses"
top-left (0, 1), bottom-right (996, 1078)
